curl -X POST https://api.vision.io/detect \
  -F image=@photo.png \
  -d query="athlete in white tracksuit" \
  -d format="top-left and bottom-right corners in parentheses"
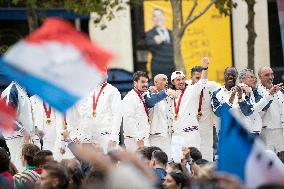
top-left (1, 82), bottom-right (33, 171)
top-left (170, 57), bottom-right (210, 156)
top-left (187, 69), bottom-right (220, 161)
top-left (257, 66), bottom-right (284, 152)
top-left (149, 74), bottom-right (173, 157)
top-left (75, 82), bottom-right (122, 153)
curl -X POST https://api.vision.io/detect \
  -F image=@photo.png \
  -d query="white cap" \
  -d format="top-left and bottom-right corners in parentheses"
top-left (171, 71), bottom-right (185, 81)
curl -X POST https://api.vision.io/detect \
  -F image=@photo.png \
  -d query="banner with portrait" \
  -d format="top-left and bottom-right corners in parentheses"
top-left (144, 0), bottom-right (233, 83)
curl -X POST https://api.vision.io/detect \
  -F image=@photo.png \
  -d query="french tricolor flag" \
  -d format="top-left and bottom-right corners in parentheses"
top-left (218, 107), bottom-right (284, 188)
top-left (0, 18), bottom-right (113, 112)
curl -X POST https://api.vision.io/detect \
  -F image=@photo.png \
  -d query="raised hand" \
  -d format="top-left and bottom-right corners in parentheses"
top-left (202, 56), bottom-right (210, 67)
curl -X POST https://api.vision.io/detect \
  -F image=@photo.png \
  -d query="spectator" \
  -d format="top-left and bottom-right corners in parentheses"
top-left (163, 170), bottom-right (189, 189)
top-left (61, 159), bottom-right (84, 189)
top-left (150, 150), bottom-right (168, 184)
top-left (38, 161), bottom-right (69, 189)
top-left (0, 133), bottom-right (10, 156)
top-left (14, 144), bottom-right (40, 189)
top-left (8, 162), bottom-right (18, 175)
top-left (182, 147), bottom-right (202, 163)
top-left (138, 146), bottom-right (162, 165)
top-left (34, 150), bottom-right (54, 174)
top-left (277, 151), bottom-right (284, 164)
top-left (0, 147), bottom-right (14, 188)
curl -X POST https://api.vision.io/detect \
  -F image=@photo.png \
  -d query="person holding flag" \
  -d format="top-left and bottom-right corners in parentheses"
top-left (170, 57), bottom-right (209, 156)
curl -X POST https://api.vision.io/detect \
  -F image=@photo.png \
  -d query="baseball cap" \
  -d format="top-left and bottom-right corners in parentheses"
top-left (171, 71), bottom-right (185, 81)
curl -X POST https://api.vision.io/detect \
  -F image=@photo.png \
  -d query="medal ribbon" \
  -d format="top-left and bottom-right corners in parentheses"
top-left (198, 89), bottom-right (204, 113)
top-left (133, 88), bottom-right (149, 119)
top-left (93, 83), bottom-right (108, 114)
top-left (174, 89), bottom-right (185, 116)
top-left (63, 114), bottom-right (67, 127)
top-left (43, 102), bottom-right (52, 119)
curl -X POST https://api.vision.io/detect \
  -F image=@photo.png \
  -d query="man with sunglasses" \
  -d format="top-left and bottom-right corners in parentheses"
top-left (257, 66), bottom-right (284, 152)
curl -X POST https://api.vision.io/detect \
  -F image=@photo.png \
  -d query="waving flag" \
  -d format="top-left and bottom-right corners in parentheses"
top-left (217, 107), bottom-right (284, 188)
top-left (0, 99), bottom-right (15, 132)
top-left (0, 18), bottom-right (112, 112)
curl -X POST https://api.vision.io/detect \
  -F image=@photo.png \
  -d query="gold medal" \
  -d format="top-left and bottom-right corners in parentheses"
top-left (46, 118), bottom-right (51, 125)
top-left (174, 114), bottom-right (179, 121)
top-left (198, 112), bottom-right (202, 117)
top-left (92, 110), bottom-right (97, 118)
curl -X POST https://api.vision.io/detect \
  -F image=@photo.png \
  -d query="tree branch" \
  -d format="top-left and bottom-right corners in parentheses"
top-left (186, 0), bottom-right (198, 23)
top-left (178, 0), bottom-right (216, 38)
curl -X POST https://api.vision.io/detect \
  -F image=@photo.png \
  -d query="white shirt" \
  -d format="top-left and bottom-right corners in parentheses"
top-left (149, 96), bottom-right (173, 137)
top-left (187, 80), bottom-right (221, 124)
top-left (257, 84), bottom-right (284, 130)
top-left (122, 89), bottom-right (150, 141)
top-left (30, 95), bottom-right (64, 142)
top-left (75, 83), bottom-right (122, 142)
top-left (156, 27), bottom-right (170, 43)
top-left (1, 82), bottom-right (33, 139)
top-left (172, 79), bottom-right (207, 134)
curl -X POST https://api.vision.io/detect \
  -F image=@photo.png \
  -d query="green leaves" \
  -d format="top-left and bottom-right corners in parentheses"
top-left (215, 0), bottom-right (237, 16)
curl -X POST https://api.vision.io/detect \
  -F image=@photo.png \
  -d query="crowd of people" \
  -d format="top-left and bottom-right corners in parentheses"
top-left (1, 57), bottom-right (284, 189)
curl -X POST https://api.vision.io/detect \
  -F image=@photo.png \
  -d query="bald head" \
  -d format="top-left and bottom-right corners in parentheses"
top-left (258, 66), bottom-right (274, 89)
top-left (154, 74), bottom-right (168, 91)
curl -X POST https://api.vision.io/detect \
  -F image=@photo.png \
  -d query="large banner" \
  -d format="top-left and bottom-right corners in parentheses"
top-left (277, 0), bottom-right (284, 61)
top-left (144, 1), bottom-right (233, 83)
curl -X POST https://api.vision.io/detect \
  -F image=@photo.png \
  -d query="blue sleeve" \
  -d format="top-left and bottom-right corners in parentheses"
top-left (8, 84), bottom-right (18, 109)
top-left (145, 90), bottom-right (167, 108)
top-left (253, 88), bottom-right (272, 111)
top-left (211, 89), bottom-right (231, 117)
top-left (252, 88), bottom-right (262, 103)
top-left (262, 100), bottom-right (272, 111)
top-left (239, 96), bottom-right (253, 116)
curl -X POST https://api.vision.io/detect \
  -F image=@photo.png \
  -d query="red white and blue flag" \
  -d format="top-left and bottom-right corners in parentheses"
top-left (0, 99), bottom-right (16, 132)
top-left (0, 18), bottom-right (113, 112)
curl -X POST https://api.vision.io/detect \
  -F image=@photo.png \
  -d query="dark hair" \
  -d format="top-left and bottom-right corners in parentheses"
top-left (133, 71), bottom-right (148, 82)
top-left (169, 170), bottom-right (189, 188)
top-left (0, 134), bottom-right (10, 156)
top-left (277, 151), bottom-right (284, 164)
top-left (21, 144), bottom-right (40, 166)
top-left (191, 66), bottom-right (204, 75)
top-left (34, 150), bottom-right (53, 167)
top-left (224, 67), bottom-right (238, 75)
top-left (0, 147), bottom-right (10, 173)
top-left (194, 159), bottom-right (209, 166)
top-left (152, 150), bottom-right (168, 166)
top-left (139, 146), bottom-right (162, 161)
top-left (189, 147), bottom-right (202, 161)
top-left (43, 161), bottom-right (69, 189)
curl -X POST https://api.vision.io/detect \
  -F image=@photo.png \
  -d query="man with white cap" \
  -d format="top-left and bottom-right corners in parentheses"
top-left (170, 57), bottom-right (209, 155)
top-left (122, 71), bottom-right (176, 151)
top-left (148, 74), bottom-right (174, 156)
top-left (186, 66), bottom-right (220, 161)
